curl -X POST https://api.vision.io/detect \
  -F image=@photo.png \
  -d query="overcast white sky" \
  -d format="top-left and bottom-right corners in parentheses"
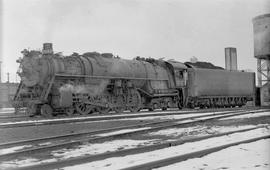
top-left (0, 0), bottom-right (269, 82)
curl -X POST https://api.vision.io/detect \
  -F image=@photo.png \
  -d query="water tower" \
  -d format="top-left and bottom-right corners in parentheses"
top-left (253, 14), bottom-right (270, 106)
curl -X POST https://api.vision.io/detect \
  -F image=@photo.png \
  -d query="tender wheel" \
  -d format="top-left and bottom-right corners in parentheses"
top-left (40, 104), bottom-right (54, 117)
top-left (75, 103), bottom-right (93, 115)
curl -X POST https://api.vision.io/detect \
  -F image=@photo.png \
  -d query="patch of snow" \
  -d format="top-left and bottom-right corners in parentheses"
top-left (38, 142), bottom-right (52, 146)
top-left (146, 125), bottom-right (258, 137)
top-left (0, 145), bottom-right (32, 154)
top-left (221, 111), bottom-right (270, 120)
top-left (155, 139), bottom-right (270, 170)
top-left (127, 110), bottom-right (237, 121)
top-left (0, 108), bottom-right (15, 114)
top-left (95, 127), bottom-right (150, 137)
top-left (146, 126), bottom-right (205, 137)
top-left (174, 111), bottom-right (264, 124)
top-left (0, 158), bottom-right (39, 169)
top-left (52, 139), bottom-right (158, 159)
top-left (0, 108), bottom-right (15, 111)
top-left (63, 127), bottom-right (270, 170)
top-left (0, 158), bottom-right (57, 169)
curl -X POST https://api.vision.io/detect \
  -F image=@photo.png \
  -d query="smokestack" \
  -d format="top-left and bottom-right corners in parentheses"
top-left (42, 43), bottom-right (53, 55)
top-left (225, 47), bottom-right (238, 71)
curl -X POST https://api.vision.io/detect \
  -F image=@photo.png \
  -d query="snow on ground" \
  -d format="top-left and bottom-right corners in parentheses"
top-left (146, 124), bottom-right (259, 137)
top-left (174, 112), bottom-right (269, 123)
top-left (0, 108), bottom-right (15, 111)
top-left (52, 139), bottom-right (158, 159)
top-left (123, 110), bottom-right (238, 121)
top-left (0, 158), bottom-right (56, 169)
top-left (0, 108), bottom-right (15, 114)
top-left (0, 145), bottom-right (32, 154)
top-left (94, 127), bottom-right (150, 137)
top-left (221, 111), bottom-right (270, 120)
top-left (155, 139), bottom-right (270, 170)
top-left (38, 142), bottom-right (52, 146)
top-left (63, 127), bottom-right (270, 170)
top-left (0, 139), bottom-right (158, 168)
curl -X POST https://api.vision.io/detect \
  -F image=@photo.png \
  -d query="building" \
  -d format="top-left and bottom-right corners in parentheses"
top-left (0, 83), bottom-right (18, 108)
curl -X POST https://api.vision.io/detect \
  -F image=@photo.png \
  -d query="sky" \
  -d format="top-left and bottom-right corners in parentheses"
top-left (0, 0), bottom-right (270, 82)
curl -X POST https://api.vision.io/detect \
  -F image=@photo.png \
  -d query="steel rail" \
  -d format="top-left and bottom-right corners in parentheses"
top-left (0, 109), bottom-right (268, 161)
top-left (0, 107), bottom-right (230, 120)
top-left (0, 115), bottom-right (28, 119)
top-left (0, 107), bottom-right (250, 129)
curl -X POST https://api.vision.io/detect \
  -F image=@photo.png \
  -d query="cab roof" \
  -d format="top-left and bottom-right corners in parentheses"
top-left (166, 61), bottom-right (187, 69)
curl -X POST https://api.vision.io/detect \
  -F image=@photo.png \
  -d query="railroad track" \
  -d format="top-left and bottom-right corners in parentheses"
top-left (0, 107), bottom-right (257, 128)
top-left (0, 106), bottom-right (256, 121)
top-left (0, 108), bottom-right (257, 149)
top-left (122, 134), bottom-right (270, 170)
top-left (14, 125), bottom-right (269, 170)
top-left (0, 115), bottom-right (28, 120)
top-left (0, 108), bottom-right (268, 169)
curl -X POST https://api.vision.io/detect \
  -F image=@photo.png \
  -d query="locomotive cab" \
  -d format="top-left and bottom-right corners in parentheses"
top-left (165, 61), bottom-right (188, 108)
top-left (166, 61), bottom-right (188, 88)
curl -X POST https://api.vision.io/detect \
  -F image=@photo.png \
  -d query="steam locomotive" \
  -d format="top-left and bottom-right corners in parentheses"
top-left (13, 43), bottom-right (255, 116)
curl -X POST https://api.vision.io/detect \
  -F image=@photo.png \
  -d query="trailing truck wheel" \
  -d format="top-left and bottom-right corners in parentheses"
top-left (75, 103), bottom-right (93, 115)
top-left (40, 104), bottom-right (54, 117)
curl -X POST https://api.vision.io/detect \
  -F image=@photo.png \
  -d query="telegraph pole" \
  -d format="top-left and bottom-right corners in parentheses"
top-left (7, 72), bottom-right (9, 83)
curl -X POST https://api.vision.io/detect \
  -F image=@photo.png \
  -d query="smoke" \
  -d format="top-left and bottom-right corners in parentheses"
top-left (59, 79), bottom-right (109, 97)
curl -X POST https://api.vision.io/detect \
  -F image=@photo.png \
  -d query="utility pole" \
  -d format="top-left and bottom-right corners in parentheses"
top-left (7, 72), bottom-right (9, 83)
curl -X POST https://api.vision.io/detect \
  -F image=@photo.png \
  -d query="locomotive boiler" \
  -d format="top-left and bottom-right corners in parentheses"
top-left (13, 43), bottom-right (255, 116)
